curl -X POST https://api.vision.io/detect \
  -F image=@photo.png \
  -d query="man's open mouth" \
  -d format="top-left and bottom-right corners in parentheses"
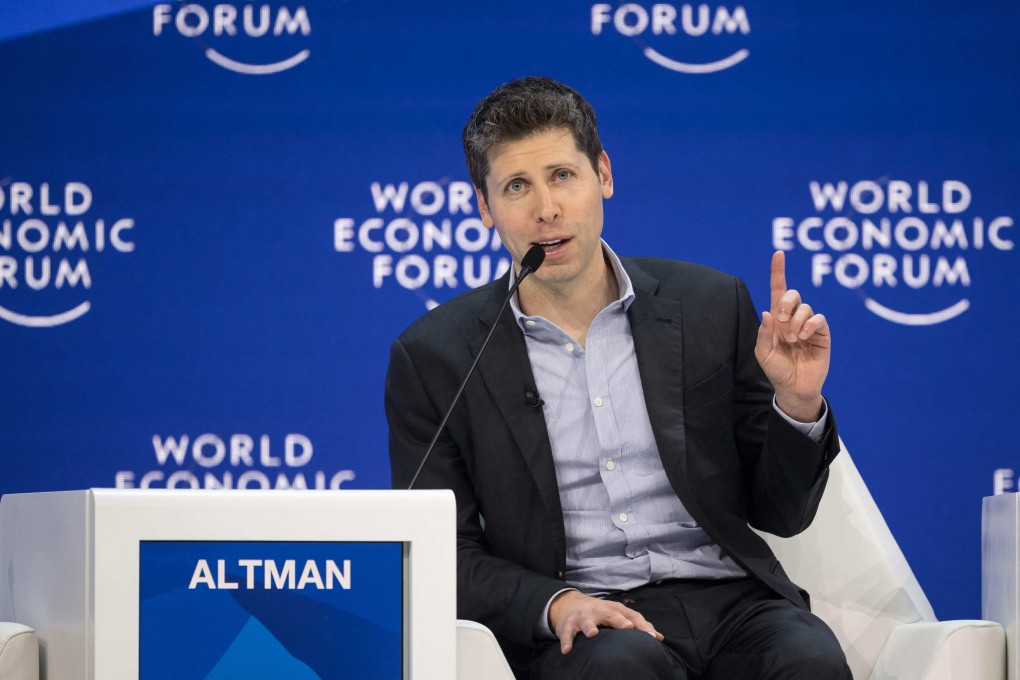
top-left (535, 238), bottom-right (570, 252)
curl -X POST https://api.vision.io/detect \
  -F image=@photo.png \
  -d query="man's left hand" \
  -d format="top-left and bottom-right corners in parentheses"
top-left (754, 251), bottom-right (830, 422)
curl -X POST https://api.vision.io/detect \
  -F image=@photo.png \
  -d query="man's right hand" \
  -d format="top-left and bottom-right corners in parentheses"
top-left (548, 590), bottom-right (664, 655)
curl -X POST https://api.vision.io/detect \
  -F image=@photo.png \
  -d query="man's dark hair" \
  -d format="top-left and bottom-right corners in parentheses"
top-left (462, 77), bottom-right (603, 200)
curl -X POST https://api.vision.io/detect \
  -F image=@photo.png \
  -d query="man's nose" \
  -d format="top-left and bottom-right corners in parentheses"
top-left (535, 186), bottom-right (560, 223)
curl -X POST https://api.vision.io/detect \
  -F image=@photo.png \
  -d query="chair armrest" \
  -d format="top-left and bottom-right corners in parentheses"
top-left (457, 619), bottom-right (515, 680)
top-left (870, 620), bottom-right (1005, 680)
top-left (0, 622), bottom-right (38, 680)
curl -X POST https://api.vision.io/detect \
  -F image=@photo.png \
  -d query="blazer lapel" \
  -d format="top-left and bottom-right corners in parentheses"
top-left (470, 278), bottom-right (566, 559)
top-left (624, 260), bottom-right (700, 512)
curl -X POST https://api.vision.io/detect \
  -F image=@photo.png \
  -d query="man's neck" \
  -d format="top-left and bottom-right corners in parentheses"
top-left (517, 254), bottom-right (619, 348)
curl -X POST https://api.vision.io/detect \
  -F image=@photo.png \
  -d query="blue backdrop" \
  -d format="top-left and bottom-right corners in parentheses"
top-left (1, 0), bottom-right (1017, 622)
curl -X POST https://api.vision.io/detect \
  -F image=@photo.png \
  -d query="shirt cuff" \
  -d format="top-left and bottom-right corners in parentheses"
top-left (772, 397), bottom-right (828, 443)
top-left (535, 588), bottom-right (578, 640)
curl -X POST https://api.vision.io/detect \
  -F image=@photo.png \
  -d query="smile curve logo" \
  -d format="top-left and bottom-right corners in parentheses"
top-left (0, 300), bottom-right (91, 328)
top-left (203, 47), bottom-right (310, 75)
top-left (861, 296), bottom-right (970, 326)
top-left (642, 47), bottom-right (749, 74)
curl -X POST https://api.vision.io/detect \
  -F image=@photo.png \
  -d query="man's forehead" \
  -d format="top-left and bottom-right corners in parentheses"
top-left (485, 128), bottom-right (584, 179)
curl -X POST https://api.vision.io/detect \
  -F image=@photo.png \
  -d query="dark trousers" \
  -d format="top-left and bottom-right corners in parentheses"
top-left (530, 578), bottom-right (851, 680)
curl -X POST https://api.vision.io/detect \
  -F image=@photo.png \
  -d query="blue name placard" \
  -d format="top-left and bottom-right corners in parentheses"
top-left (139, 540), bottom-right (404, 679)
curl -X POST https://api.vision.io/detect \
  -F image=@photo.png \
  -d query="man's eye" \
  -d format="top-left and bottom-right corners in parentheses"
top-left (555, 170), bottom-right (572, 181)
top-left (507, 181), bottom-right (524, 193)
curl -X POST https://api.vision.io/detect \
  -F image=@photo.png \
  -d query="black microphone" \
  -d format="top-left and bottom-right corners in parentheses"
top-left (524, 385), bottom-right (544, 409)
top-left (407, 245), bottom-right (546, 489)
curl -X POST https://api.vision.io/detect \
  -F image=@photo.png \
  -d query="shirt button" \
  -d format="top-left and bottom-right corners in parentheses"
top-left (619, 512), bottom-right (628, 522)
top-left (525, 320), bottom-right (536, 327)
top-left (565, 343), bottom-right (574, 352)
top-left (593, 397), bottom-right (604, 407)
top-left (606, 459), bottom-right (616, 471)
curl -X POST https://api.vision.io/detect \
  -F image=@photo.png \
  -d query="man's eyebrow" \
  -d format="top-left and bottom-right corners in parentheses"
top-left (545, 160), bottom-right (582, 170)
top-left (497, 161), bottom-right (581, 182)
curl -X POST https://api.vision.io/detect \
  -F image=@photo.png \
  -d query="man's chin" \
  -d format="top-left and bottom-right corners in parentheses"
top-left (529, 266), bottom-right (578, 289)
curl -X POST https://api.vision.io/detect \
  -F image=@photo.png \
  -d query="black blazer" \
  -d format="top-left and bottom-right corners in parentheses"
top-left (386, 257), bottom-right (840, 675)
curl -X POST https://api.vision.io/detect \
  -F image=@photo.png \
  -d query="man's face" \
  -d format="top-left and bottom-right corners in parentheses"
top-left (475, 127), bottom-right (613, 293)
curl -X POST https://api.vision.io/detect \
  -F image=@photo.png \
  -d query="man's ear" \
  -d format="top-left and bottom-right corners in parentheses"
top-left (474, 185), bottom-right (495, 227)
top-left (599, 150), bottom-right (614, 199)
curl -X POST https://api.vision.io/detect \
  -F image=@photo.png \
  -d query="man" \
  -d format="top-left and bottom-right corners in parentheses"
top-left (386, 77), bottom-right (851, 679)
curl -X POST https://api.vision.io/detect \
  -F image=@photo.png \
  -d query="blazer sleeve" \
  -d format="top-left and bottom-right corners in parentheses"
top-left (730, 277), bottom-right (841, 538)
top-left (385, 337), bottom-right (566, 649)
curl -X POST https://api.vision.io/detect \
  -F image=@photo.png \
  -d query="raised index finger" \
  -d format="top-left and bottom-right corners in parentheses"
top-left (770, 250), bottom-right (788, 309)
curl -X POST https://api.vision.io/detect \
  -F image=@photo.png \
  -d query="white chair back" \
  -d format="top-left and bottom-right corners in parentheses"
top-left (757, 439), bottom-right (936, 679)
top-left (457, 619), bottom-right (516, 680)
top-left (0, 622), bottom-right (38, 680)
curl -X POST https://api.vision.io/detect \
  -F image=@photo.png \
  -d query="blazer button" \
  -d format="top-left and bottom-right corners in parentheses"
top-left (556, 570), bottom-right (564, 580)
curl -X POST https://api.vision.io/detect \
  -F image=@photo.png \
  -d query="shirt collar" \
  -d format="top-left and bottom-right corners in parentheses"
top-left (508, 240), bottom-right (636, 331)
